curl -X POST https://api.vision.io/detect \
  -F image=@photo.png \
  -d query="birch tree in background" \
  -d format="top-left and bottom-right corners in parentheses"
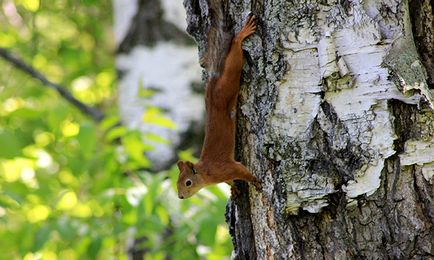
top-left (183, 0), bottom-right (433, 258)
top-left (113, 0), bottom-right (204, 170)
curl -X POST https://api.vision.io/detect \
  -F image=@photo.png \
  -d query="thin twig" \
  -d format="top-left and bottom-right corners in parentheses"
top-left (0, 47), bottom-right (105, 122)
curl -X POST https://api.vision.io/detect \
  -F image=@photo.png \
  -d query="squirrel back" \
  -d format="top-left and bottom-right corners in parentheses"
top-left (201, 0), bottom-right (233, 79)
top-left (177, 14), bottom-right (260, 199)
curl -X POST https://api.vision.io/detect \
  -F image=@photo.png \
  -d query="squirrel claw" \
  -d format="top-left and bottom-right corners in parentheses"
top-left (236, 15), bottom-right (257, 41)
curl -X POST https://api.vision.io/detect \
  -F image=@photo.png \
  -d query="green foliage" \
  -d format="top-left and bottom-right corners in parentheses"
top-left (0, 1), bottom-right (231, 259)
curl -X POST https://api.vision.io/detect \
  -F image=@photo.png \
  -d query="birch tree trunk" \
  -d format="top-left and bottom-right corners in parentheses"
top-left (184, 0), bottom-right (434, 258)
top-left (113, 0), bottom-right (204, 170)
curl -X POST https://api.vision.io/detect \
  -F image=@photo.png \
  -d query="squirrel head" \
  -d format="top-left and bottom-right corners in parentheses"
top-left (176, 160), bottom-right (204, 199)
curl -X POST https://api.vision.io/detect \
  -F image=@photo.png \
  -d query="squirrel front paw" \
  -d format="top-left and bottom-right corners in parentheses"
top-left (236, 15), bottom-right (256, 42)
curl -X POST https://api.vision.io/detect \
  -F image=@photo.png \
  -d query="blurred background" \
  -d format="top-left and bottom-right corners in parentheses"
top-left (0, 0), bottom-right (232, 259)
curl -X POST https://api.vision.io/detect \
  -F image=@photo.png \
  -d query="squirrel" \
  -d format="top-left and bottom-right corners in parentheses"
top-left (176, 15), bottom-right (261, 199)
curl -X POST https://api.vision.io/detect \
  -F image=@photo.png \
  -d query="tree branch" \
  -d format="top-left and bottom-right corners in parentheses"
top-left (0, 47), bottom-right (105, 122)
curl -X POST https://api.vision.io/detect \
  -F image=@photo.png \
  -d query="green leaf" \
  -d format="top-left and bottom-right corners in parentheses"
top-left (105, 126), bottom-right (127, 142)
top-left (9, 108), bottom-right (41, 119)
top-left (47, 104), bottom-right (69, 132)
top-left (0, 193), bottom-right (21, 209)
top-left (57, 219), bottom-right (76, 241)
top-left (77, 122), bottom-right (97, 156)
top-left (138, 88), bottom-right (158, 98)
top-left (100, 116), bottom-right (120, 131)
top-left (198, 218), bottom-right (217, 246)
top-left (33, 225), bottom-right (51, 251)
top-left (144, 133), bottom-right (170, 145)
top-left (122, 131), bottom-right (151, 168)
top-left (0, 129), bottom-right (22, 159)
top-left (21, 0), bottom-right (40, 12)
top-left (18, 223), bottom-right (35, 254)
top-left (142, 107), bottom-right (176, 129)
top-left (0, 31), bottom-right (17, 48)
top-left (87, 237), bottom-right (102, 259)
top-left (178, 150), bottom-right (197, 163)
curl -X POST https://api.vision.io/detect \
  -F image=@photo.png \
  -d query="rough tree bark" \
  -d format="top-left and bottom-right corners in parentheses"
top-left (184, 0), bottom-right (434, 259)
top-left (113, 0), bottom-right (205, 170)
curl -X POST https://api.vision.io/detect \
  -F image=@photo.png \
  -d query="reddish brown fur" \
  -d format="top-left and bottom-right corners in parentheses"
top-left (177, 17), bottom-right (260, 199)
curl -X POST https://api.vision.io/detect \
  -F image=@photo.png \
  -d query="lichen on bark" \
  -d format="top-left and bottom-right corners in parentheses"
top-left (183, 0), bottom-right (433, 258)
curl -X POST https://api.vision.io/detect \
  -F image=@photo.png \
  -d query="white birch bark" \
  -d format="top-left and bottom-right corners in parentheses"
top-left (184, 0), bottom-right (433, 258)
top-left (113, 0), bottom-right (203, 169)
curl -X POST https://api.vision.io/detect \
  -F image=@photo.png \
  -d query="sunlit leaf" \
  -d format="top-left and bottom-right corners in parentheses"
top-left (96, 71), bottom-right (113, 87)
top-left (0, 32), bottom-right (17, 48)
top-left (178, 150), bottom-right (197, 163)
top-left (122, 210), bottom-right (137, 225)
top-left (156, 206), bottom-right (169, 225)
top-left (59, 249), bottom-right (76, 259)
top-left (144, 133), bottom-right (170, 145)
top-left (21, 0), bottom-right (40, 12)
top-left (35, 12), bottom-right (78, 41)
top-left (100, 116), bottom-right (120, 131)
top-left (105, 126), bottom-right (127, 142)
top-left (26, 204), bottom-right (50, 223)
top-left (122, 131), bottom-right (152, 168)
top-left (34, 132), bottom-right (54, 147)
top-left (58, 170), bottom-right (79, 186)
top-left (139, 88), bottom-right (158, 98)
top-left (61, 120), bottom-right (80, 137)
top-left (56, 191), bottom-right (78, 210)
top-left (0, 159), bottom-right (34, 182)
top-left (79, 33), bottom-right (95, 51)
top-left (71, 203), bottom-right (92, 218)
top-left (142, 107), bottom-right (177, 129)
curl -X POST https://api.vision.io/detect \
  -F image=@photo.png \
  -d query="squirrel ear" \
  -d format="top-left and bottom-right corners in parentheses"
top-left (177, 161), bottom-right (184, 170)
top-left (185, 161), bottom-right (194, 168)
top-left (185, 161), bottom-right (197, 174)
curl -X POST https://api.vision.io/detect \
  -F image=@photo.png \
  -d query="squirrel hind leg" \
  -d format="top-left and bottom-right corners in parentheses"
top-left (229, 163), bottom-right (262, 191)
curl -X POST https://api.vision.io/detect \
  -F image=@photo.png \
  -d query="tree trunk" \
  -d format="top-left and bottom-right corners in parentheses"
top-left (113, 0), bottom-right (205, 170)
top-left (184, 0), bottom-right (434, 259)
top-left (113, 1), bottom-right (206, 258)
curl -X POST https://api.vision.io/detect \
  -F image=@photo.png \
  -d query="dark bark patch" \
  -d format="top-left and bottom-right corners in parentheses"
top-left (225, 182), bottom-right (257, 260)
top-left (308, 101), bottom-right (368, 182)
top-left (408, 0), bottom-right (434, 86)
top-left (388, 99), bottom-right (418, 153)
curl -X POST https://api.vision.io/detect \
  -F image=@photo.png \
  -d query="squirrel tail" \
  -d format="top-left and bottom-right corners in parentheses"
top-left (201, 0), bottom-right (233, 79)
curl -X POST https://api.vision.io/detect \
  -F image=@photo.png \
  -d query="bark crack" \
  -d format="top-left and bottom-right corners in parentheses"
top-left (412, 165), bottom-right (434, 226)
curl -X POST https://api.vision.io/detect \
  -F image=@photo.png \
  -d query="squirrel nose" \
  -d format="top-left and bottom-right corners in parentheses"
top-left (179, 195), bottom-right (184, 199)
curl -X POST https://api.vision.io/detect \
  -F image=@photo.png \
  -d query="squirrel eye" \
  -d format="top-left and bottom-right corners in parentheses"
top-left (185, 180), bottom-right (192, 187)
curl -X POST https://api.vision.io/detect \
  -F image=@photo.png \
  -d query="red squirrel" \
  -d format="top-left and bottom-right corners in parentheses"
top-left (177, 16), bottom-right (261, 199)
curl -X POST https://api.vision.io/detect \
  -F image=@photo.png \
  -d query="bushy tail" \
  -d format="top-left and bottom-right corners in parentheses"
top-left (201, 0), bottom-right (233, 79)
